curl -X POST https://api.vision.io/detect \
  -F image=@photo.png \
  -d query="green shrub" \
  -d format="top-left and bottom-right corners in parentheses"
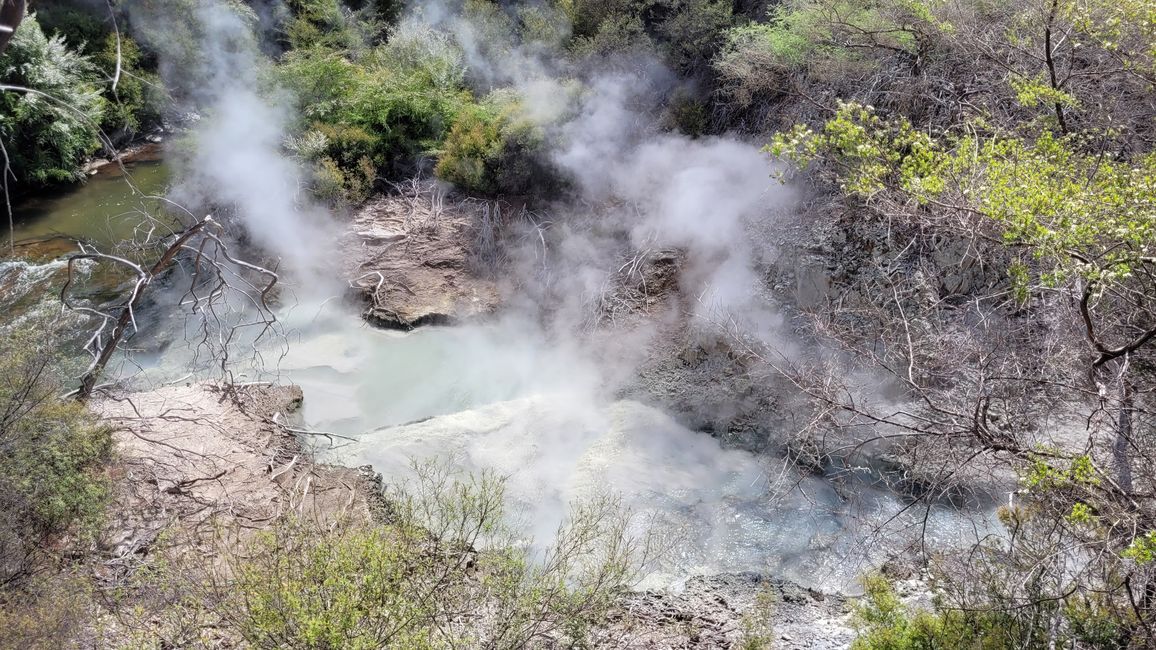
top-left (436, 105), bottom-right (504, 192)
top-left (0, 571), bottom-right (93, 649)
top-left (0, 13), bottom-right (106, 187)
top-left (94, 34), bottom-right (165, 139)
top-left (33, 3), bottom-right (110, 54)
top-left (275, 46), bottom-right (361, 125)
top-left (850, 574), bottom-right (1132, 650)
top-left (663, 89), bottom-right (709, 136)
top-left (32, 4), bottom-right (166, 145)
top-left (570, 12), bottom-right (655, 60)
top-left (275, 20), bottom-right (475, 199)
top-left (435, 93), bottom-right (557, 196)
top-left (656, 0), bottom-right (734, 74)
top-left (168, 464), bottom-right (649, 648)
top-left (0, 327), bottom-right (113, 588)
top-left (285, 0), bottom-right (376, 51)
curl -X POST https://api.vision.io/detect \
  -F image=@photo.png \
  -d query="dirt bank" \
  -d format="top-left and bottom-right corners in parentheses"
top-left (343, 182), bottom-right (500, 329)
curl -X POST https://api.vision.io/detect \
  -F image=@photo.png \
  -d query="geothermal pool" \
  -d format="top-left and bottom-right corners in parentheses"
top-left (3, 159), bottom-right (995, 594)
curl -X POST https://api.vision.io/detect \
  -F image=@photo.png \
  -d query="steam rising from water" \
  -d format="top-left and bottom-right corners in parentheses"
top-left (128, 0), bottom-right (335, 287)
top-left (113, 0), bottom-right (992, 590)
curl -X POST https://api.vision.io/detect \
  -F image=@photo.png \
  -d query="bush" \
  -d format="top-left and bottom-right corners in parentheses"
top-left (33, 3), bottom-right (110, 54)
top-left (0, 572), bottom-right (94, 650)
top-left (0, 327), bottom-right (112, 588)
top-left (285, 0), bottom-right (378, 51)
top-left (0, 13), bottom-right (106, 187)
top-left (33, 4), bottom-right (166, 146)
top-left (274, 19), bottom-right (474, 200)
top-left (154, 463), bottom-right (649, 648)
top-left (94, 34), bottom-right (165, 141)
top-left (655, 0), bottom-right (734, 74)
top-left (850, 573), bottom-right (1134, 650)
top-left (851, 575), bottom-right (1012, 650)
top-left (435, 93), bottom-right (557, 196)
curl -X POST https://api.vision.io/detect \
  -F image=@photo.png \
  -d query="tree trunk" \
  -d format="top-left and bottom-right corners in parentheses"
top-left (1114, 379), bottom-right (1135, 493)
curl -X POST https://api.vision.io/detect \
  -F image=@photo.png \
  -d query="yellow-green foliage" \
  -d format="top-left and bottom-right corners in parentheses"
top-left (770, 102), bottom-right (1156, 288)
top-left (436, 106), bottom-right (505, 192)
top-left (0, 572), bottom-right (93, 650)
top-left (273, 21), bottom-right (474, 200)
top-left (176, 465), bottom-right (646, 649)
top-left (1124, 531), bottom-right (1156, 564)
top-left (435, 92), bottom-right (552, 196)
top-left (714, 0), bottom-right (941, 95)
top-left (94, 34), bottom-right (166, 138)
top-left (0, 327), bottom-right (112, 586)
top-left (851, 575), bottom-right (1030, 649)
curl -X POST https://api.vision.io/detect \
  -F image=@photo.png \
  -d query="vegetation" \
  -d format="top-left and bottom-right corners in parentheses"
top-left (4, 0), bottom-right (1156, 645)
top-left (0, 4), bottom-right (167, 191)
top-left (122, 464), bottom-right (649, 648)
top-left (0, 325), bottom-right (111, 589)
top-left (0, 13), bottom-right (107, 187)
top-left (753, 0), bottom-right (1156, 645)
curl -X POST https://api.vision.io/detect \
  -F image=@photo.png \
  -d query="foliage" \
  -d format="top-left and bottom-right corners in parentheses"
top-left (33, 3), bottom-right (111, 54)
top-left (569, 12), bottom-right (654, 60)
top-left (0, 571), bottom-right (94, 650)
top-left (736, 588), bottom-right (776, 650)
top-left (436, 105), bottom-right (504, 192)
top-left (0, 13), bottom-right (106, 186)
top-left (156, 463), bottom-right (649, 648)
top-left (274, 20), bottom-right (473, 199)
top-left (0, 326), bottom-right (112, 588)
top-left (435, 92), bottom-right (554, 196)
top-left (21, 3), bottom-right (165, 148)
top-left (284, 0), bottom-right (380, 51)
top-left (851, 575), bottom-right (1046, 649)
top-left (770, 101), bottom-right (1156, 292)
top-left (654, 0), bottom-right (734, 74)
top-left (714, 0), bottom-right (939, 94)
top-left (93, 33), bottom-right (165, 139)
top-left (762, 1), bottom-right (1156, 643)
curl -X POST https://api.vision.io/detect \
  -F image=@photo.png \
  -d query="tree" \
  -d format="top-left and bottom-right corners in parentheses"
top-left (755, 0), bottom-right (1156, 642)
top-left (61, 215), bottom-right (280, 400)
top-left (0, 12), bottom-right (105, 188)
top-left (0, 0), bottom-right (25, 54)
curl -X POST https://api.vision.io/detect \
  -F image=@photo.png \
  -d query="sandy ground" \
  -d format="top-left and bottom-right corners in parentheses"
top-left (93, 382), bottom-right (376, 572)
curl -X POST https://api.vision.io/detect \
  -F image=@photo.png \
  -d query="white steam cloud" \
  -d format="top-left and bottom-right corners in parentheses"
top-left (119, 0), bottom-right (986, 591)
top-left (129, 0), bottom-right (336, 287)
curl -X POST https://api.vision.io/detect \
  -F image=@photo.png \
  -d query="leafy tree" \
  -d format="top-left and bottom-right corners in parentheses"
top-left (0, 13), bottom-right (106, 187)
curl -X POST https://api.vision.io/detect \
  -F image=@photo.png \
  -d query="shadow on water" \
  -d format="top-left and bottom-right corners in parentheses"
top-left (4, 146), bottom-right (172, 253)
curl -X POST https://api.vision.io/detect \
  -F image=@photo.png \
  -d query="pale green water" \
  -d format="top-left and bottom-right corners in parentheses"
top-left (4, 159), bottom-right (998, 591)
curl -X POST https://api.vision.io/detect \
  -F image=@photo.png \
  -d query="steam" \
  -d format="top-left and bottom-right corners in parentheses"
top-left (283, 3), bottom-right (871, 587)
top-left (127, 0), bottom-right (335, 287)
top-left (115, 0), bottom-right (986, 590)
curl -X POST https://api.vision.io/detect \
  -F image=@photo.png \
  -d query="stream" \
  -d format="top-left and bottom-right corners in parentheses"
top-left (3, 157), bottom-right (998, 593)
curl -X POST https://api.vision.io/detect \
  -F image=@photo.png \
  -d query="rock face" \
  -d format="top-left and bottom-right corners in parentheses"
top-left (343, 190), bottom-right (499, 330)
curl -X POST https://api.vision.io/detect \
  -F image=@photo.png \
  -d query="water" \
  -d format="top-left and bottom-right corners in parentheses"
top-left (273, 302), bottom-right (997, 592)
top-left (0, 153), bottom-right (173, 341)
top-left (6, 166), bottom-right (998, 594)
top-left (6, 149), bottom-right (172, 250)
